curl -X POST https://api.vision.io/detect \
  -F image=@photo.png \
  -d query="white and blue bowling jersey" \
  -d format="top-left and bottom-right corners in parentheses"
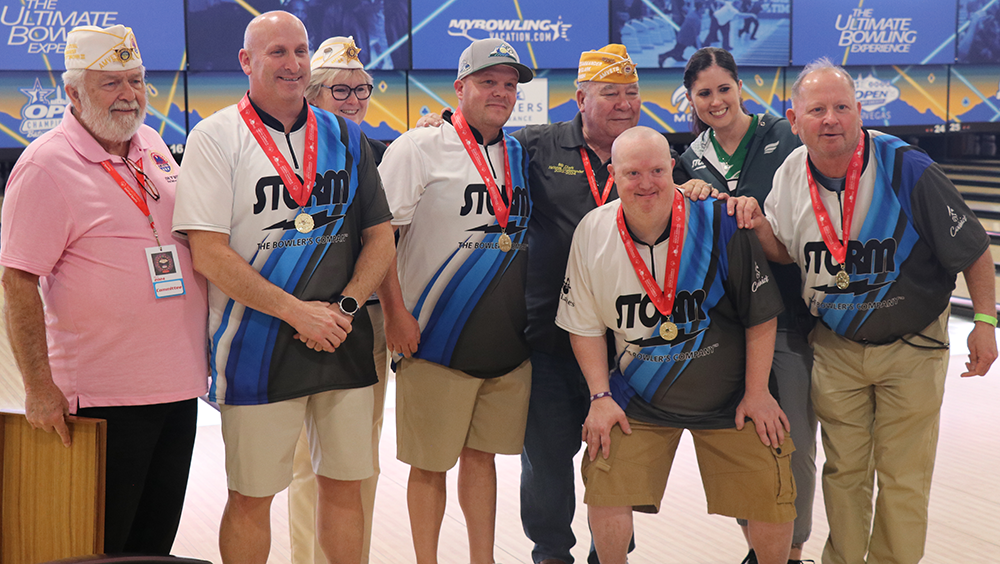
top-left (767, 130), bottom-right (990, 343)
top-left (557, 198), bottom-right (783, 429)
top-left (379, 117), bottom-right (531, 378)
top-left (174, 100), bottom-right (392, 405)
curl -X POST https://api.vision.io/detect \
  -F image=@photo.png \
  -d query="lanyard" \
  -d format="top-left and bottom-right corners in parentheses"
top-left (238, 93), bottom-right (318, 209)
top-left (101, 158), bottom-right (162, 248)
top-left (452, 108), bottom-right (513, 230)
top-left (580, 146), bottom-right (614, 207)
top-left (615, 190), bottom-right (686, 323)
top-left (805, 133), bottom-right (865, 279)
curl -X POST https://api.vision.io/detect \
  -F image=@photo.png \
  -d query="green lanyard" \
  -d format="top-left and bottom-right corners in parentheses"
top-left (709, 115), bottom-right (759, 180)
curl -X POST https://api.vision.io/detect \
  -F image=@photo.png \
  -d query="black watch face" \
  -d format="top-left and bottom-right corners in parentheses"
top-left (341, 296), bottom-right (359, 315)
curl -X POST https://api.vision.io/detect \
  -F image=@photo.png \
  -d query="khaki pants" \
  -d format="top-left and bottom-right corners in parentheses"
top-left (288, 303), bottom-right (388, 564)
top-left (811, 308), bottom-right (949, 564)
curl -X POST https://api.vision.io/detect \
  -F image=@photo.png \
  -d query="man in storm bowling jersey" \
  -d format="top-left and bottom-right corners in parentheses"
top-left (556, 127), bottom-right (796, 564)
top-left (172, 11), bottom-right (394, 564)
top-left (730, 59), bottom-right (997, 564)
top-left (376, 38), bottom-right (533, 564)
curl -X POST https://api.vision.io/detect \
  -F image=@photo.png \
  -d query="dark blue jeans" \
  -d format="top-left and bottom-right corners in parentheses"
top-left (520, 350), bottom-right (592, 564)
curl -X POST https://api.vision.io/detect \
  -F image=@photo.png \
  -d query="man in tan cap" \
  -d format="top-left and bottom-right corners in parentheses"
top-left (1, 24), bottom-right (209, 554)
top-left (377, 37), bottom-right (533, 564)
top-left (173, 10), bottom-right (394, 564)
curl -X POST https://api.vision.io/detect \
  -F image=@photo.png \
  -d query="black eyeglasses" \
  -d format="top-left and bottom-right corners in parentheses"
top-left (122, 156), bottom-right (160, 201)
top-left (327, 84), bottom-right (374, 101)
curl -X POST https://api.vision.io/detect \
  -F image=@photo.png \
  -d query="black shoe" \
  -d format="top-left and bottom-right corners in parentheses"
top-left (743, 548), bottom-right (816, 564)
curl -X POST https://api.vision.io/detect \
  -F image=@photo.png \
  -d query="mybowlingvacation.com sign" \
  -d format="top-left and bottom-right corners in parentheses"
top-left (411, 0), bottom-right (607, 69)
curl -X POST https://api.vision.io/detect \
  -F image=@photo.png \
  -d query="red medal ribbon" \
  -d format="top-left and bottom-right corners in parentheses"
top-left (806, 133), bottom-right (865, 267)
top-left (580, 146), bottom-right (614, 207)
top-left (615, 189), bottom-right (686, 320)
top-left (101, 158), bottom-right (161, 246)
top-left (238, 93), bottom-right (318, 209)
top-left (452, 108), bottom-right (513, 230)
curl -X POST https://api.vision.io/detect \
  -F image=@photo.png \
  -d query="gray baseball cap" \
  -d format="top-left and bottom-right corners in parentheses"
top-left (457, 38), bottom-right (533, 83)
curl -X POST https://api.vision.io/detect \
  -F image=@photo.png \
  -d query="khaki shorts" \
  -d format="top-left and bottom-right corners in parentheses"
top-left (221, 386), bottom-right (374, 497)
top-left (396, 357), bottom-right (531, 472)
top-left (582, 418), bottom-right (796, 523)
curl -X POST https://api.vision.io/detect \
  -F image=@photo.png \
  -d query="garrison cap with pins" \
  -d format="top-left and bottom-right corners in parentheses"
top-left (311, 36), bottom-right (365, 71)
top-left (578, 44), bottom-right (637, 84)
top-left (64, 24), bottom-right (142, 71)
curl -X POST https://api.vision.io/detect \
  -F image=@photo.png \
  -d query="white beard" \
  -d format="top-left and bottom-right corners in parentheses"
top-left (75, 88), bottom-right (146, 144)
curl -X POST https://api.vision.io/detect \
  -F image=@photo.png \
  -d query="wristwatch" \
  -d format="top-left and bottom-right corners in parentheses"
top-left (338, 295), bottom-right (359, 316)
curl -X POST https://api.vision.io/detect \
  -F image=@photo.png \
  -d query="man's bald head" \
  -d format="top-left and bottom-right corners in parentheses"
top-left (244, 10), bottom-right (308, 53)
top-left (790, 57), bottom-right (855, 110)
top-left (611, 126), bottom-right (671, 166)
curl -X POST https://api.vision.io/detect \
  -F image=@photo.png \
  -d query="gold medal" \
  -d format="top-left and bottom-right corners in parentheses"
top-left (659, 321), bottom-right (678, 341)
top-left (295, 212), bottom-right (314, 234)
top-left (836, 268), bottom-right (850, 290)
top-left (498, 232), bottom-right (512, 252)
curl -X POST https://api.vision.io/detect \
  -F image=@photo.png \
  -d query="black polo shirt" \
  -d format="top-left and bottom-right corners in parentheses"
top-left (513, 114), bottom-right (689, 359)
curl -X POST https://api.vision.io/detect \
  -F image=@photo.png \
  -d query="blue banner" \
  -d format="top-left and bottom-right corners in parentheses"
top-left (186, 0), bottom-right (410, 71)
top-left (0, 0), bottom-right (185, 71)
top-left (957, 0), bottom-right (1000, 64)
top-left (791, 0), bottom-right (957, 66)
top-left (612, 0), bottom-right (790, 68)
top-left (949, 65), bottom-right (1000, 124)
top-left (0, 70), bottom-right (187, 149)
top-left (411, 0), bottom-right (608, 70)
top-left (848, 64), bottom-right (948, 127)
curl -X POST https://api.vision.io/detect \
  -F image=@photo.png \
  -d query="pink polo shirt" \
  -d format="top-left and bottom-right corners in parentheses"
top-left (0, 110), bottom-right (209, 411)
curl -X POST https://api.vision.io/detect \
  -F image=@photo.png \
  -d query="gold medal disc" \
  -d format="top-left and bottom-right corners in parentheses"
top-left (295, 212), bottom-right (314, 234)
top-left (498, 232), bottom-right (512, 252)
top-left (659, 321), bottom-right (678, 341)
top-left (836, 269), bottom-right (850, 290)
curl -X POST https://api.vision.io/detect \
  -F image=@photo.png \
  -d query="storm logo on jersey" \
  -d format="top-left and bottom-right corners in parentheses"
top-left (254, 169), bottom-right (353, 232)
top-left (459, 183), bottom-right (529, 249)
top-left (459, 183), bottom-right (529, 216)
top-left (804, 237), bottom-right (897, 295)
top-left (618, 289), bottom-right (708, 346)
top-left (253, 170), bottom-right (352, 211)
